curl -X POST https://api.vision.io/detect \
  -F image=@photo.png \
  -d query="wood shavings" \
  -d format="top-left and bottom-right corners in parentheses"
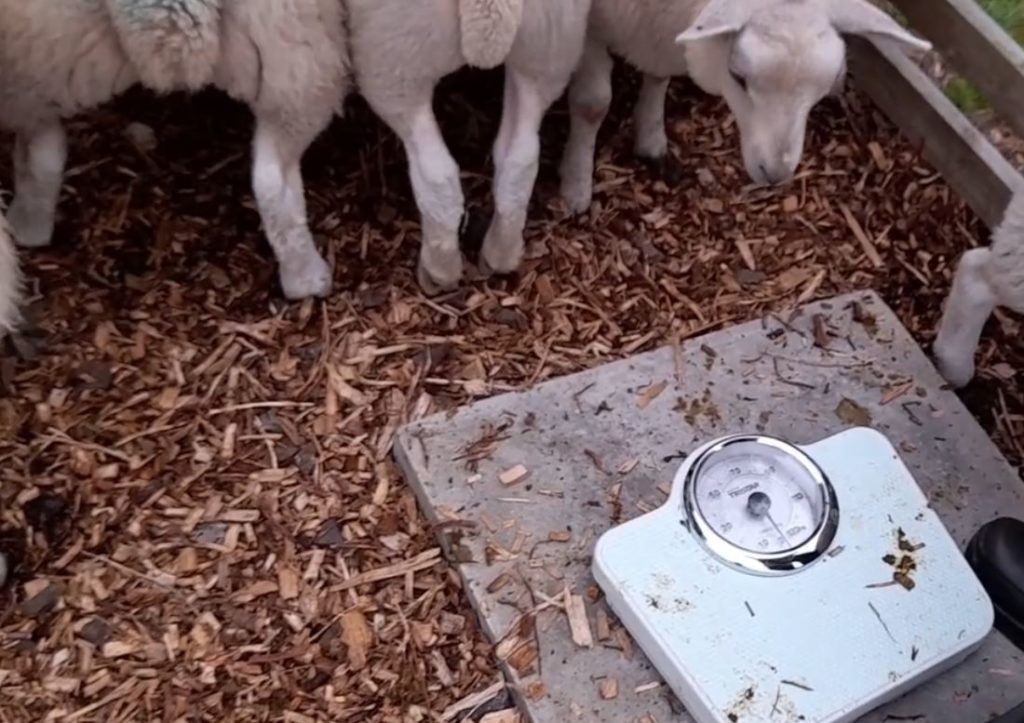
top-left (614, 626), bottom-right (635, 660)
top-left (525, 681), bottom-right (547, 701)
top-left (20, 579), bottom-right (60, 617)
top-left (277, 566), bottom-right (300, 600)
top-left (881, 380), bottom-right (915, 405)
top-left (341, 609), bottom-right (374, 671)
top-left (0, 59), bottom-right (1021, 723)
top-left (487, 572), bottom-right (514, 594)
top-left (812, 314), bottom-right (832, 349)
top-left (599, 677), bottom-right (619, 699)
top-left (440, 681), bottom-right (506, 721)
top-left (566, 593), bottom-right (594, 648)
top-left (596, 609), bottom-right (611, 641)
top-left (637, 380), bottom-right (668, 409)
top-left (498, 464), bottom-right (530, 486)
top-left (840, 202), bottom-right (884, 268)
top-left (329, 548), bottom-right (442, 591)
top-left (836, 397), bottom-right (873, 427)
top-left (233, 580), bottom-right (278, 602)
top-left (617, 457), bottom-right (640, 474)
top-left (100, 641), bottom-right (139, 659)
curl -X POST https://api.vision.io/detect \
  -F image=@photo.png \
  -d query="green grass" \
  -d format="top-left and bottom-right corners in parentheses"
top-left (945, 0), bottom-right (1024, 112)
top-left (982, 0), bottom-right (1024, 41)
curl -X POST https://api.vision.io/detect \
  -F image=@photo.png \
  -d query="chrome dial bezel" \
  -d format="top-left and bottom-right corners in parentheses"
top-left (681, 434), bottom-right (839, 576)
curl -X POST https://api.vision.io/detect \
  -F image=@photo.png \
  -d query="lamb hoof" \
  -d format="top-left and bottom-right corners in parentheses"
top-left (639, 154), bottom-right (684, 186)
top-left (477, 254), bottom-right (502, 279)
top-left (480, 238), bottom-right (524, 278)
top-left (417, 253), bottom-right (463, 296)
top-left (7, 206), bottom-right (54, 248)
top-left (559, 179), bottom-right (593, 216)
top-left (933, 348), bottom-right (975, 389)
top-left (279, 254), bottom-right (332, 300)
top-left (2, 308), bottom-right (43, 361)
top-left (6, 330), bottom-right (41, 361)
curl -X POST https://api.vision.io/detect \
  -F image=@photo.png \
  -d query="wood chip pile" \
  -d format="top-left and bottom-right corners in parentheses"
top-left (0, 65), bottom-right (1021, 721)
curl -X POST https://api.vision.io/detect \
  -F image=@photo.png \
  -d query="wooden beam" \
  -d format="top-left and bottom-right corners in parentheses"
top-left (889, 0), bottom-right (1024, 142)
top-left (847, 36), bottom-right (1024, 229)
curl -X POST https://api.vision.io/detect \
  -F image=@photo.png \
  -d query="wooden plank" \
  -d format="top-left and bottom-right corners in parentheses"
top-left (847, 36), bottom-right (1024, 229)
top-left (890, 0), bottom-right (1024, 141)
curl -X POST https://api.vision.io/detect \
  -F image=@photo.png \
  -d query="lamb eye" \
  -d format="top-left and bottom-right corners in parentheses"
top-left (730, 69), bottom-right (748, 92)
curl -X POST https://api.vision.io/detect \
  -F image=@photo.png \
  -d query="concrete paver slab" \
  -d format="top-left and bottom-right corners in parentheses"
top-left (395, 291), bottom-right (1024, 723)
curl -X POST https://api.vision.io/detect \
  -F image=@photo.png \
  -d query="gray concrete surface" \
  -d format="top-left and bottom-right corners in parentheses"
top-left (394, 291), bottom-right (1024, 723)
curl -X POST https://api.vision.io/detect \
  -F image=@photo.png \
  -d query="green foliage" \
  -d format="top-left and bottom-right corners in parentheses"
top-left (981, 0), bottom-right (1024, 44)
top-left (945, 77), bottom-right (988, 113)
top-left (944, 0), bottom-right (1024, 112)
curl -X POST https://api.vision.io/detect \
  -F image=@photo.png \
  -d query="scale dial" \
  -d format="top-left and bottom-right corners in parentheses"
top-left (682, 435), bottom-right (839, 575)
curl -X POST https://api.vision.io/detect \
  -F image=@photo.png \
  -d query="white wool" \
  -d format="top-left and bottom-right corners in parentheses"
top-left (934, 189), bottom-right (1024, 388)
top-left (0, 0), bottom-right (351, 301)
top-left (458, 0), bottom-right (525, 69)
top-left (559, 0), bottom-right (931, 212)
top-left (0, 208), bottom-right (21, 339)
top-left (985, 188), bottom-right (1024, 315)
top-left (103, 0), bottom-right (223, 92)
top-left (347, 0), bottom-right (590, 291)
top-left (0, 0), bottom-right (588, 300)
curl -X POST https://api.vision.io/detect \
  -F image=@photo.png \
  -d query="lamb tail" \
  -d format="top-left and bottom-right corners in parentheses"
top-left (458, 0), bottom-right (524, 69)
top-left (103, 0), bottom-right (223, 92)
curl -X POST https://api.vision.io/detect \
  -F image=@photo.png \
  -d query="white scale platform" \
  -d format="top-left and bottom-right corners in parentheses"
top-left (595, 428), bottom-right (993, 723)
top-left (394, 292), bottom-right (1024, 722)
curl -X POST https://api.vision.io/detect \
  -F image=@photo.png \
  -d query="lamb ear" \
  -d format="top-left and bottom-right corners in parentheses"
top-left (675, 0), bottom-right (751, 44)
top-left (829, 0), bottom-right (932, 54)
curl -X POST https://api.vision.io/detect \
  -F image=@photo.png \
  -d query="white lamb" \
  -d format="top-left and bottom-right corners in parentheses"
top-left (933, 190), bottom-right (1024, 388)
top-left (4, 1), bottom-right (588, 297)
top-left (558, 0), bottom-right (932, 212)
top-left (0, 207), bottom-right (21, 341)
top-left (1, 0), bottom-right (350, 300)
top-left (347, 0), bottom-right (592, 292)
top-left (0, 210), bottom-right (15, 590)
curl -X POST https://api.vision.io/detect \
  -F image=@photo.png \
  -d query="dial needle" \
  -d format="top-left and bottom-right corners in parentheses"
top-left (765, 511), bottom-right (789, 545)
top-left (747, 491), bottom-right (789, 545)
